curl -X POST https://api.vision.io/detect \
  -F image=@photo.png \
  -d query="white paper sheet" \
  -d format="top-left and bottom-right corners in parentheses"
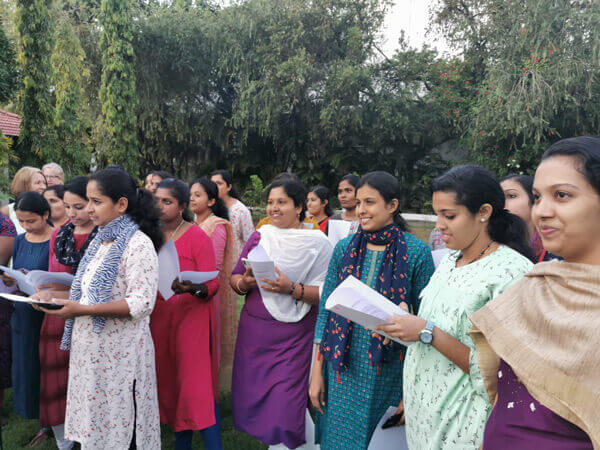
top-left (0, 265), bottom-right (35, 296)
top-left (157, 239), bottom-right (180, 300)
top-left (179, 271), bottom-right (219, 285)
top-left (327, 220), bottom-right (352, 247)
top-left (26, 270), bottom-right (74, 289)
top-left (325, 275), bottom-right (411, 346)
top-left (368, 406), bottom-right (408, 450)
top-left (0, 292), bottom-right (58, 307)
top-left (243, 244), bottom-right (277, 299)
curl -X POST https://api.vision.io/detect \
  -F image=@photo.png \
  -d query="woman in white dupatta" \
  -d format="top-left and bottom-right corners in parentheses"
top-left (230, 178), bottom-right (333, 450)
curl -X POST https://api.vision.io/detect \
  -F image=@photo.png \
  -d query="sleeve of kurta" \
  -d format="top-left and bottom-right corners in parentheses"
top-left (239, 205), bottom-right (255, 243)
top-left (407, 238), bottom-right (435, 314)
top-left (211, 224), bottom-right (227, 272)
top-left (314, 237), bottom-right (347, 344)
top-left (232, 231), bottom-right (261, 276)
top-left (123, 234), bottom-right (159, 321)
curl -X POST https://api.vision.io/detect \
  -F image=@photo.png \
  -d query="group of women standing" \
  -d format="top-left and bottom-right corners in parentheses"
top-left (0, 135), bottom-right (598, 450)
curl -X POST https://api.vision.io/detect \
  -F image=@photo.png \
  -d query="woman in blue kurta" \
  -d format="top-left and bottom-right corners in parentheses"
top-left (310, 172), bottom-right (435, 449)
top-left (5, 192), bottom-right (53, 419)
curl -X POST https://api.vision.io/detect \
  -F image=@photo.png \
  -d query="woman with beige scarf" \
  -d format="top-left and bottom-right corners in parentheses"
top-left (471, 136), bottom-right (600, 449)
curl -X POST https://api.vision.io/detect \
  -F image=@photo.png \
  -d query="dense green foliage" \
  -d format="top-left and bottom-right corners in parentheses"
top-left (97, 0), bottom-right (139, 175)
top-left (0, 16), bottom-right (17, 103)
top-left (1, 0), bottom-right (599, 208)
top-left (15, 0), bottom-right (54, 162)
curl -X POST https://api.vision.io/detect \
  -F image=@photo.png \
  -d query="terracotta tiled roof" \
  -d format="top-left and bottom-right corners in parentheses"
top-left (0, 110), bottom-right (21, 137)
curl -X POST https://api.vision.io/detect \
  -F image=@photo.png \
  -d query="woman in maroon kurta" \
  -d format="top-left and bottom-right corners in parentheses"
top-left (151, 179), bottom-right (222, 450)
top-left (39, 176), bottom-right (97, 450)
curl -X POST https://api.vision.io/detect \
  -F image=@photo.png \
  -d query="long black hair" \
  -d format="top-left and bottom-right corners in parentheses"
top-left (64, 176), bottom-right (90, 201)
top-left (309, 185), bottom-right (333, 217)
top-left (15, 191), bottom-right (53, 226)
top-left (265, 179), bottom-right (308, 222)
top-left (90, 169), bottom-right (163, 250)
top-left (432, 165), bottom-right (535, 261)
top-left (541, 136), bottom-right (600, 194)
top-left (157, 178), bottom-right (195, 222)
top-left (500, 174), bottom-right (535, 205)
top-left (210, 169), bottom-right (239, 199)
top-left (357, 171), bottom-right (408, 231)
top-left (190, 178), bottom-right (229, 220)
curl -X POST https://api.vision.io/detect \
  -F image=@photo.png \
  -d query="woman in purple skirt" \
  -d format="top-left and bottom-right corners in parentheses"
top-left (230, 178), bottom-right (333, 449)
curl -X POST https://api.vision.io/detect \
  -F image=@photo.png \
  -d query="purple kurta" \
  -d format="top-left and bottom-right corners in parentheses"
top-left (232, 232), bottom-right (316, 448)
top-left (483, 359), bottom-right (592, 449)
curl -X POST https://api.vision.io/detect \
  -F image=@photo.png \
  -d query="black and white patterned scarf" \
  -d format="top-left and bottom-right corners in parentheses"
top-left (54, 222), bottom-right (98, 273)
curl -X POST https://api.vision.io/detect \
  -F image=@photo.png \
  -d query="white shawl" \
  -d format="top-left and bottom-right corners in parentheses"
top-left (258, 225), bottom-right (333, 322)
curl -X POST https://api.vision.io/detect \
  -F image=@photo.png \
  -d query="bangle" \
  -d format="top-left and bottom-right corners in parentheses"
top-left (299, 283), bottom-right (305, 302)
top-left (236, 277), bottom-right (248, 295)
top-left (289, 282), bottom-right (296, 296)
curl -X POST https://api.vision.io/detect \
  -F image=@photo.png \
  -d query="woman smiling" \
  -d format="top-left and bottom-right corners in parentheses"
top-left (230, 178), bottom-right (332, 449)
top-left (472, 137), bottom-right (600, 449)
top-left (311, 171), bottom-right (435, 450)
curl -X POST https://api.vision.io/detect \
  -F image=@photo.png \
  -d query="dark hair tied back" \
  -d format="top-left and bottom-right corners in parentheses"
top-left (190, 178), bottom-right (229, 221)
top-left (64, 176), bottom-right (90, 201)
top-left (157, 178), bottom-right (195, 222)
top-left (356, 171), bottom-right (408, 231)
top-left (265, 179), bottom-right (308, 223)
top-left (432, 165), bottom-right (535, 262)
top-left (500, 174), bottom-right (534, 205)
top-left (310, 185), bottom-right (333, 217)
top-left (15, 191), bottom-right (53, 227)
top-left (210, 169), bottom-right (239, 200)
top-left (90, 169), bottom-right (164, 250)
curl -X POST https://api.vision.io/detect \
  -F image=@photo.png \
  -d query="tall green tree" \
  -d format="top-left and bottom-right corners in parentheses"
top-left (15, 0), bottom-right (54, 163)
top-left (97, 0), bottom-right (139, 174)
top-left (0, 20), bottom-right (17, 104)
top-left (51, 18), bottom-right (92, 174)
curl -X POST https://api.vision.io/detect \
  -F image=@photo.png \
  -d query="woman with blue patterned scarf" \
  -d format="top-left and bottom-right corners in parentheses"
top-left (39, 168), bottom-right (164, 449)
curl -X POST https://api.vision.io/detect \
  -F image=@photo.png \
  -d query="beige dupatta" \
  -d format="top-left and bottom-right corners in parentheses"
top-left (470, 261), bottom-right (600, 448)
top-left (198, 214), bottom-right (238, 392)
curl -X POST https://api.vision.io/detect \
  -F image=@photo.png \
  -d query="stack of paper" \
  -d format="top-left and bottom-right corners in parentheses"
top-left (0, 292), bottom-right (64, 310)
top-left (242, 244), bottom-right (277, 298)
top-left (157, 239), bottom-right (219, 300)
top-left (327, 220), bottom-right (352, 247)
top-left (325, 275), bottom-right (411, 346)
top-left (0, 266), bottom-right (74, 296)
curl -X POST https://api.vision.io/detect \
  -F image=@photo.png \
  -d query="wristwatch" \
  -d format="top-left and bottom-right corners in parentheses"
top-left (419, 321), bottom-right (435, 345)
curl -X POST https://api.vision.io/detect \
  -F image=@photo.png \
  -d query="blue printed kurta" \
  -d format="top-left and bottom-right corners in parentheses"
top-left (314, 232), bottom-right (435, 449)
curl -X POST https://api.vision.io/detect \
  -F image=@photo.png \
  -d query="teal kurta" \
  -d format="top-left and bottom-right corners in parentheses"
top-left (403, 245), bottom-right (533, 450)
top-left (314, 232), bottom-right (435, 450)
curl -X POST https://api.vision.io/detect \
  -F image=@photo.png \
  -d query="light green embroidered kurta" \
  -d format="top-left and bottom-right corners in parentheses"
top-left (403, 245), bottom-right (533, 450)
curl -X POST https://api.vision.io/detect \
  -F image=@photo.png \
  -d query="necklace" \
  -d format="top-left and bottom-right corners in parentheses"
top-left (168, 218), bottom-right (185, 242)
top-left (456, 240), bottom-right (494, 266)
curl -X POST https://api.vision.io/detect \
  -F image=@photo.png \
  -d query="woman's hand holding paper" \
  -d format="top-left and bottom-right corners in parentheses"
top-left (376, 302), bottom-right (425, 343)
top-left (240, 266), bottom-right (258, 291)
top-left (260, 267), bottom-right (292, 294)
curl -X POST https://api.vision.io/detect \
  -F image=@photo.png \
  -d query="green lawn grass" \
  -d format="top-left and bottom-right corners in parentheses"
top-left (1, 389), bottom-right (266, 449)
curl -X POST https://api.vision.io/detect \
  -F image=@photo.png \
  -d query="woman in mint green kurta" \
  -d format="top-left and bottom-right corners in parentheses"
top-left (378, 165), bottom-right (535, 450)
top-left (310, 172), bottom-right (435, 450)
top-left (403, 246), bottom-right (531, 449)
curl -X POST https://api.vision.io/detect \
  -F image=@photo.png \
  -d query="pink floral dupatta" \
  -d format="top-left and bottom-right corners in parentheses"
top-left (198, 214), bottom-right (238, 391)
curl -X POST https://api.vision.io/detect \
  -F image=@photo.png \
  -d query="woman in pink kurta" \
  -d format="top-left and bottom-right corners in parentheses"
top-left (190, 178), bottom-right (237, 393)
top-left (152, 178), bottom-right (222, 450)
